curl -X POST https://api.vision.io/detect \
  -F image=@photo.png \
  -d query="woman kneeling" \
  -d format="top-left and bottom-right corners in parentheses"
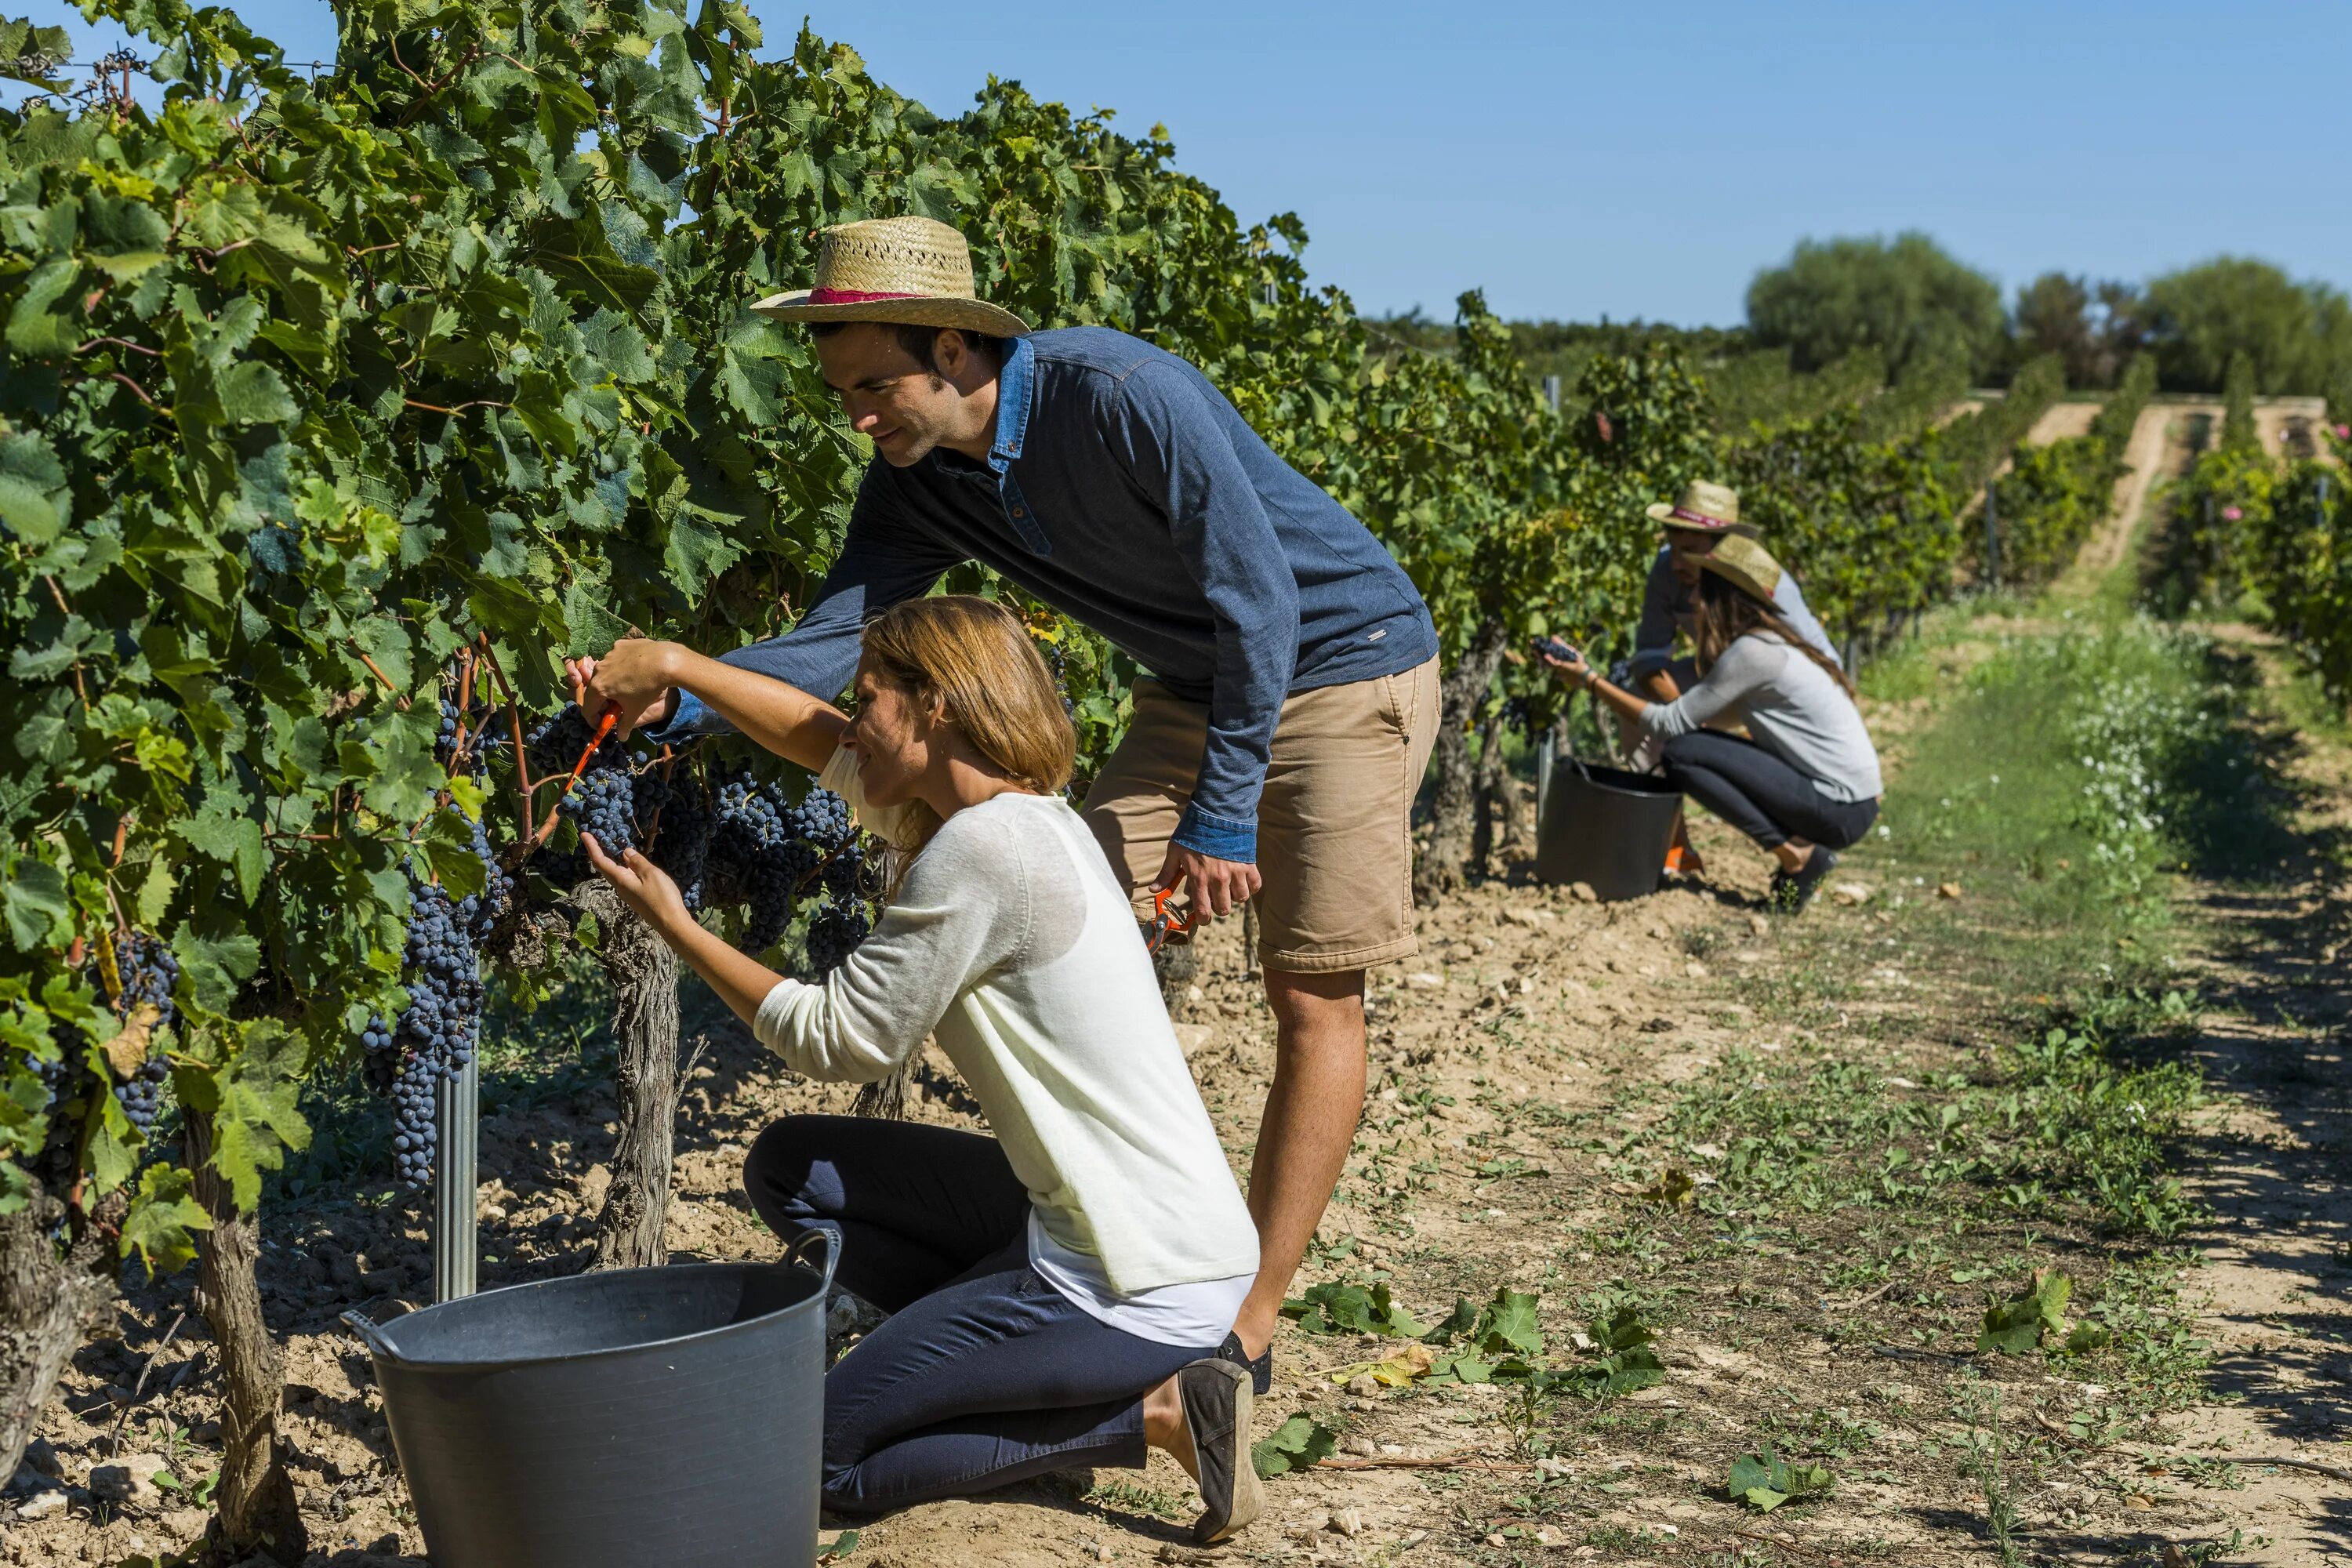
top-left (572, 597), bottom-right (1262, 1541)
top-left (1543, 535), bottom-right (1883, 912)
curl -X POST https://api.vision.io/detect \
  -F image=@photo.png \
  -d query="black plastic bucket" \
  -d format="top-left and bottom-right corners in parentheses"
top-left (344, 1232), bottom-right (836, 1568)
top-left (1535, 757), bottom-right (1683, 901)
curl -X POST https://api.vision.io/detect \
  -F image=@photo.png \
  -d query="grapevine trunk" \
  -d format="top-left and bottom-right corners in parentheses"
top-left (187, 1110), bottom-right (307, 1563)
top-left (1417, 620), bottom-right (1512, 906)
top-left (0, 1204), bottom-right (117, 1487)
top-left (579, 884), bottom-right (684, 1272)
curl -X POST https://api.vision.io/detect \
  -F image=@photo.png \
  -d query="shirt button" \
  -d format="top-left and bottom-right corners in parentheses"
top-left (1012, 507), bottom-right (1026, 517)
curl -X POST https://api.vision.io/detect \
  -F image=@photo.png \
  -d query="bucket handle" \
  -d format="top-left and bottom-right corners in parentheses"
top-left (339, 1309), bottom-right (395, 1359)
top-left (784, 1227), bottom-right (840, 1297)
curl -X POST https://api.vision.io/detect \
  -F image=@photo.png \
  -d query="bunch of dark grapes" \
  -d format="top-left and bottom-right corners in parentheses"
top-left (30, 1047), bottom-right (87, 1196)
top-left (103, 933), bottom-right (178, 1134)
top-left (529, 706), bottom-right (636, 891)
top-left (435, 688), bottom-right (506, 777)
top-left (114, 931), bottom-right (180, 1025)
top-left (804, 902), bottom-right (873, 976)
top-left (1040, 636), bottom-right (1079, 719)
top-left (566, 768), bottom-right (637, 857)
top-left (524, 706), bottom-right (601, 779)
top-left (712, 771), bottom-right (793, 948)
top-left (31, 931), bottom-right (182, 1194)
top-left (359, 825), bottom-right (499, 1188)
top-left (115, 1057), bottom-right (169, 1133)
top-left (462, 812), bottom-right (514, 937)
top-left (642, 768), bottom-right (713, 910)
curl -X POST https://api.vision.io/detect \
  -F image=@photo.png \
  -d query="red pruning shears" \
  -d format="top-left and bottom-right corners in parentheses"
top-left (1145, 886), bottom-right (1193, 953)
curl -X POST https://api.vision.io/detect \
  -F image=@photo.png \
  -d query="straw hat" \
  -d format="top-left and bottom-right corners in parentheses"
top-left (1697, 533), bottom-right (1784, 604)
top-left (1644, 479), bottom-right (1740, 533)
top-left (750, 216), bottom-right (1032, 339)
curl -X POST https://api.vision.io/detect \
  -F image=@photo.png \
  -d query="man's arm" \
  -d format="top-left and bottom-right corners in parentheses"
top-left (1112, 363), bottom-right (1300, 893)
top-left (1625, 547), bottom-right (1682, 680)
top-left (645, 466), bottom-right (960, 743)
top-left (1771, 572), bottom-right (1843, 670)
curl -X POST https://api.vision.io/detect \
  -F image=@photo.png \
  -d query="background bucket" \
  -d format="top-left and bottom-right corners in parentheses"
top-left (347, 1233), bottom-right (835, 1568)
top-left (1535, 757), bottom-right (1682, 901)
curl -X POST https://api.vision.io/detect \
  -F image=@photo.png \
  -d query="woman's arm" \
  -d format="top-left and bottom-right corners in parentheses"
top-left (1536, 644), bottom-right (1653, 726)
top-left (585, 819), bottom-right (1008, 1085)
top-left (581, 834), bottom-right (792, 1029)
top-left (571, 639), bottom-right (848, 774)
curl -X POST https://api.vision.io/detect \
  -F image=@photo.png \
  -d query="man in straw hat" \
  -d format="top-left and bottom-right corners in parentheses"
top-left (582, 216), bottom-right (1439, 1392)
top-left (1623, 479), bottom-right (1839, 878)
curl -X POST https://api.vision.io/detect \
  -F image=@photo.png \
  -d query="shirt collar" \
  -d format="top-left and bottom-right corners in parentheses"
top-left (988, 335), bottom-right (1034, 474)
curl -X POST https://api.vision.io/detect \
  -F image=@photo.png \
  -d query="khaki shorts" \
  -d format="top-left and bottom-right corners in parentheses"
top-left (1080, 657), bottom-right (1441, 975)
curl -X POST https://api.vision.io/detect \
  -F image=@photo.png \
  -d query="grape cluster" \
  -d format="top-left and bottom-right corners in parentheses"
top-left (1040, 636), bottom-right (1077, 718)
top-left (358, 820), bottom-right (505, 1188)
top-left (641, 768), bottom-right (712, 910)
top-left (520, 706), bottom-right (877, 977)
top-left (105, 933), bottom-right (178, 1132)
top-left (435, 688), bottom-right (505, 776)
top-left (805, 902), bottom-right (873, 976)
top-left (524, 706), bottom-right (601, 778)
top-left (116, 1057), bottom-right (169, 1133)
top-left (31, 930), bottom-right (182, 1194)
top-left (566, 769), bottom-right (637, 856)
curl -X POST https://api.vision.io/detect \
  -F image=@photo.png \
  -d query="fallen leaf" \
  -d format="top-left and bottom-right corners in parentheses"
top-left (1937, 881), bottom-right (1963, 900)
top-left (1639, 1167), bottom-right (1695, 1207)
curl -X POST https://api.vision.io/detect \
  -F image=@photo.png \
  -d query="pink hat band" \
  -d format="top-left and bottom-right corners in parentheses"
top-left (1668, 506), bottom-right (1733, 530)
top-left (805, 286), bottom-right (925, 306)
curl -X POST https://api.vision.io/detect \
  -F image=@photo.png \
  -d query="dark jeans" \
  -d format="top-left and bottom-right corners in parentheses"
top-left (743, 1115), bottom-right (1214, 1513)
top-left (1661, 731), bottom-right (1878, 851)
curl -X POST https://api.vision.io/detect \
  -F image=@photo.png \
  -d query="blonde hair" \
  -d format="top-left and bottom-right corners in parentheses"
top-left (859, 596), bottom-right (1076, 851)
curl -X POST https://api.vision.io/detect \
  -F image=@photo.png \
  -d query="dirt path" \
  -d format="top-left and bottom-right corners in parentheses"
top-left (2027, 401), bottom-right (2102, 446)
top-left (2074, 401), bottom-right (2189, 579)
top-left (2155, 658), bottom-right (2352, 1565)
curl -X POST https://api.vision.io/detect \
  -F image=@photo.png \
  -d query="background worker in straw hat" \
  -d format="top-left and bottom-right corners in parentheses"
top-left (1545, 535), bottom-right (1882, 913)
top-left (579, 216), bottom-right (1440, 1395)
top-left (1622, 480), bottom-right (1840, 878)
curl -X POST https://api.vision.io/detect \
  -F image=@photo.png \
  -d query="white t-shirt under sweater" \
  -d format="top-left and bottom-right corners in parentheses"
top-left (751, 747), bottom-right (1258, 1347)
top-left (1638, 632), bottom-right (1884, 803)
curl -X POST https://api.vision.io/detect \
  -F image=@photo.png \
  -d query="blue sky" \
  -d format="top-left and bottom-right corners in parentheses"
top-left (27, 0), bottom-right (2349, 325)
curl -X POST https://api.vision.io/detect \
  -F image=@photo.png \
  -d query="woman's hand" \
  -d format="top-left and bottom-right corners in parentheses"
top-left (1536, 643), bottom-right (1593, 687)
top-left (565, 638), bottom-right (683, 739)
top-left (583, 833), bottom-right (690, 935)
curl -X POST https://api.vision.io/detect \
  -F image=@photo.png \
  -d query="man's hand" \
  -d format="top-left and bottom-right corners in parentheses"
top-left (583, 833), bottom-right (691, 935)
top-left (1155, 844), bottom-right (1262, 921)
top-left (564, 637), bottom-right (681, 739)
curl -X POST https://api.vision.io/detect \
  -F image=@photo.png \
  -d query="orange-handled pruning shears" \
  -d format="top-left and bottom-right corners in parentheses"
top-left (1145, 886), bottom-right (1192, 953)
top-left (561, 703), bottom-right (620, 793)
top-left (559, 665), bottom-right (622, 795)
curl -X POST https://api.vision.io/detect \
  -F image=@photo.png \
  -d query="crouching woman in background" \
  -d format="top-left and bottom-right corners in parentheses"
top-left (568, 596), bottom-right (1263, 1544)
top-left (1541, 536), bottom-right (1882, 913)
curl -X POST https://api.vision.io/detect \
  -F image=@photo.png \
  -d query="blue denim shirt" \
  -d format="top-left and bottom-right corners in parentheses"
top-left (658, 328), bottom-right (1436, 862)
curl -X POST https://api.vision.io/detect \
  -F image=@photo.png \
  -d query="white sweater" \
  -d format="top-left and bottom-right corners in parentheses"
top-left (751, 750), bottom-right (1260, 1298)
top-left (1639, 633), bottom-right (1884, 803)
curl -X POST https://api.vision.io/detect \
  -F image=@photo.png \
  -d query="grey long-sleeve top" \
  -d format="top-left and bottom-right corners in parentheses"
top-left (1639, 633), bottom-right (1883, 803)
top-left (653, 328), bottom-right (1436, 862)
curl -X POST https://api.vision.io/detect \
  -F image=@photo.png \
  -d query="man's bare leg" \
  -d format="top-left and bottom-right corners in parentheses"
top-left (1229, 967), bottom-right (1367, 1358)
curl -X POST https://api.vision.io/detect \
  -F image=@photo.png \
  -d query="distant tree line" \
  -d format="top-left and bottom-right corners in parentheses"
top-left (1378, 234), bottom-right (2352, 419)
